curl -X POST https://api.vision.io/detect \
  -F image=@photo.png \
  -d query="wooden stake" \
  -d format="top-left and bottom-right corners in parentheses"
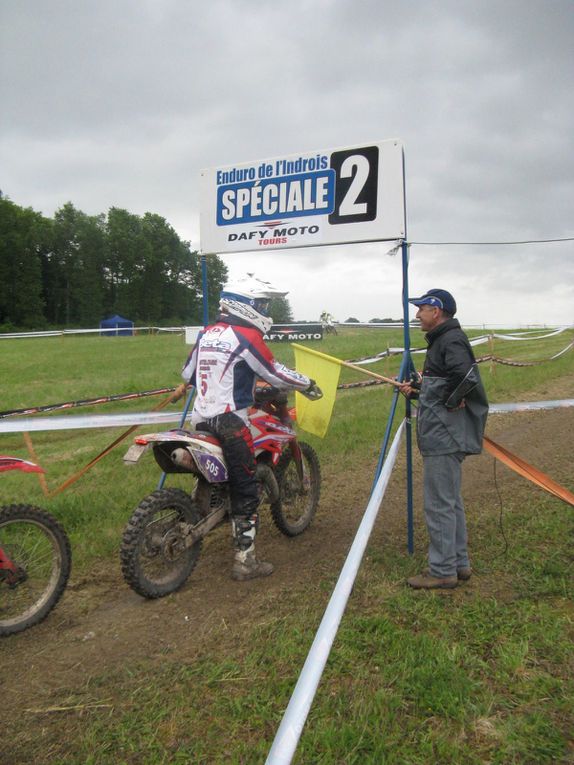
top-left (22, 432), bottom-right (50, 497)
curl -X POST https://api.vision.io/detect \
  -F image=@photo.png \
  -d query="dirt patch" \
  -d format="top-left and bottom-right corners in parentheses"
top-left (2, 394), bottom-right (573, 757)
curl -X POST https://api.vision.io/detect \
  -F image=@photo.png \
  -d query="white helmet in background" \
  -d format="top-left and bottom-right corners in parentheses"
top-left (219, 274), bottom-right (287, 334)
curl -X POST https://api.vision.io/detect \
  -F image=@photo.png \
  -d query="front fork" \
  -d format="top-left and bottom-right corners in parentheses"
top-left (288, 439), bottom-right (303, 480)
top-left (287, 439), bottom-right (309, 494)
top-left (0, 545), bottom-right (26, 587)
top-left (0, 545), bottom-right (18, 573)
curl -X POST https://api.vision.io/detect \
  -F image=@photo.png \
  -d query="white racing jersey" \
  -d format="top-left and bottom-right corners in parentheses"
top-left (182, 319), bottom-right (310, 420)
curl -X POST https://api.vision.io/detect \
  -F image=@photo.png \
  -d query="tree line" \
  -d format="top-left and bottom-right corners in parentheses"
top-left (0, 193), bottom-right (229, 331)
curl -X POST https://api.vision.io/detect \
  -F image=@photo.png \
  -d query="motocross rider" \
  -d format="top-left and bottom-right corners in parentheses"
top-left (180, 275), bottom-right (322, 581)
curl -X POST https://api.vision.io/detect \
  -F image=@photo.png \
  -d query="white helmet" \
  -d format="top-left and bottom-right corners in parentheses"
top-left (219, 274), bottom-right (287, 334)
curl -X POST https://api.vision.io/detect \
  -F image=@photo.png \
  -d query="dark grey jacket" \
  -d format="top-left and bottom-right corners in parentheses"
top-left (416, 319), bottom-right (489, 456)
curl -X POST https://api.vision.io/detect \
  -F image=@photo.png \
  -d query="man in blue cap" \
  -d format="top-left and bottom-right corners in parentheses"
top-left (399, 289), bottom-right (489, 589)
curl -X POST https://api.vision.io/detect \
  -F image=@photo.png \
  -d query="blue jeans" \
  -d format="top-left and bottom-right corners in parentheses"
top-left (423, 452), bottom-right (470, 578)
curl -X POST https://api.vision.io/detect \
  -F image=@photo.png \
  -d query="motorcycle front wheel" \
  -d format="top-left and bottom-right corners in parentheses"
top-left (270, 442), bottom-right (321, 537)
top-left (0, 505), bottom-right (71, 637)
top-left (120, 488), bottom-right (203, 599)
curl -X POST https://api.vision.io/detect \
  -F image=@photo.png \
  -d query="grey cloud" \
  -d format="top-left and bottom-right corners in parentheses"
top-left (1, 0), bottom-right (572, 325)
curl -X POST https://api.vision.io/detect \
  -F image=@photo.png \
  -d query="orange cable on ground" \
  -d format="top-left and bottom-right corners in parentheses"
top-left (483, 435), bottom-right (574, 507)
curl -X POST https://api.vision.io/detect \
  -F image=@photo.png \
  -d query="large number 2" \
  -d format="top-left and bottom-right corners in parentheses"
top-left (329, 146), bottom-right (379, 225)
top-left (338, 155), bottom-right (370, 216)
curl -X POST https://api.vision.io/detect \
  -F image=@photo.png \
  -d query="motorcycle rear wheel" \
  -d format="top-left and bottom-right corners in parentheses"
top-left (120, 488), bottom-right (202, 599)
top-left (0, 505), bottom-right (71, 637)
top-left (270, 442), bottom-right (321, 537)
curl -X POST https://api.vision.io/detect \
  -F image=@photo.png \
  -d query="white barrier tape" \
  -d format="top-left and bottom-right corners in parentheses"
top-left (0, 326), bottom-right (185, 340)
top-left (550, 341), bottom-right (574, 360)
top-left (489, 399), bottom-right (574, 413)
top-left (491, 327), bottom-right (570, 341)
top-left (349, 334), bottom-right (573, 366)
top-left (469, 336), bottom-right (491, 346)
top-left (0, 400), bottom-right (572, 435)
top-left (409, 400), bottom-right (574, 417)
top-left (0, 411), bottom-right (189, 434)
top-left (3, 326), bottom-right (570, 342)
top-left (501, 327), bottom-right (569, 337)
top-left (265, 421), bottom-right (405, 765)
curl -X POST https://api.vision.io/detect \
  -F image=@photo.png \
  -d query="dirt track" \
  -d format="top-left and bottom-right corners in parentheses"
top-left (2, 391), bottom-right (573, 759)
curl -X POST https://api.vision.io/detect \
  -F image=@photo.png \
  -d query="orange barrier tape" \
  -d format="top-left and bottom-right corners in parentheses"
top-left (24, 386), bottom-right (186, 497)
top-left (483, 435), bottom-right (574, 507)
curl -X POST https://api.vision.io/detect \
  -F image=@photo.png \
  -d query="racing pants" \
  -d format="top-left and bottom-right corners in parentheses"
top-left (195, 411), bottom-right (259, 518)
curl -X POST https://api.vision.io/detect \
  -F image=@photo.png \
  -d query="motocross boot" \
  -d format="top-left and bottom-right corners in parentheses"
top-left (231, 514), bottom-right (274, 581)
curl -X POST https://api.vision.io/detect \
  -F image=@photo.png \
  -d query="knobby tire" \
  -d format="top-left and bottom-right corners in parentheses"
top-left (0, 505), bottom-right (71, 637)
top-left (120, 488), bottom-right (203, 599)
top-left (270, 442), bottom-right (321, 536)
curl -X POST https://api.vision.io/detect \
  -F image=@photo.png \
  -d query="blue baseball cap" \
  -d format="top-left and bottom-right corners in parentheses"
top-left (409, 289), bottom-right (457, 316)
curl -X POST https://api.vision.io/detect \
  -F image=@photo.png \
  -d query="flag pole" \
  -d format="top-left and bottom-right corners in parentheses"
top-left (290, 343), bottom-right (404, 388)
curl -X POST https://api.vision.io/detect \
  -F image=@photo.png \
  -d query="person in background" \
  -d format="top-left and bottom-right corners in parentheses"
top-left (399, 288), bottom-right (489, 589)
top-left (181, 275), bottom-right (321, 581)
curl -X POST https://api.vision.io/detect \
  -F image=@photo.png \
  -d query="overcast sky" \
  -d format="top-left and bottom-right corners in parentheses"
top-left (1, 0), bottom-right (573, 326)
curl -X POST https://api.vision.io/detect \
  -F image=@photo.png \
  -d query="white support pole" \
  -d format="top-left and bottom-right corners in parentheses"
top-left (265, 420), bottom-right (405, 765)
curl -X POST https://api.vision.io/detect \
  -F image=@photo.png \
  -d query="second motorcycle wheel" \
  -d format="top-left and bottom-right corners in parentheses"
top-left (0, 505), bottom-right (71, 637)
top-left (120, 488), bottom-right (202, 599)
top-left (270, 442), bottom-right (321, 537)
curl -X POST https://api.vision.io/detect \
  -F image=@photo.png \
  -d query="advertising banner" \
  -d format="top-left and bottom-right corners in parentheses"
top-left (264, 324), bottom-right (323, 342)
top-left (200, 140), bottom-right (405, 254)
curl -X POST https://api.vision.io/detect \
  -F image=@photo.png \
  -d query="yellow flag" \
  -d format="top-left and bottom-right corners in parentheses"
top-left (292, 343), bottom-right (342, 438)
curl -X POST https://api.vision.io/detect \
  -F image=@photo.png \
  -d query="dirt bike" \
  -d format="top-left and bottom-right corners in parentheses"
top-left (120, 386), bottom-right (321, 599)
top-left (0, 457), bottom-right (71, 636)
top-left (322, 321), bottom-right (338, 336)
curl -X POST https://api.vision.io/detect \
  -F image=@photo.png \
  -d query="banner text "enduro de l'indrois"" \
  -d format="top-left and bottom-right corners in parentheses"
top-left (200, 140), bottom-right (405, 254)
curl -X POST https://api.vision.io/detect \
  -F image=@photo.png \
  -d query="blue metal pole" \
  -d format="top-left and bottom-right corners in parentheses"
top-left (156, 388), bottom-right (195, 490)
top-left (401, 241), bottom-right (415, 553)
top-left (370, 350), bottom-right (409, 493)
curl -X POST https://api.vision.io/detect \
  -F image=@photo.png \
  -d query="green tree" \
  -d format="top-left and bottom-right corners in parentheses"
top-left (141, 213), bottom-right (204, 324)
top-left (0, 194), bottom-right (47, 329)
top-left (202, 255), bottom-right (229, 323)
top-left (104, 210), bottom-right (227, 325)
top-left (269, 295), bottom-right (293, 324)
top-left (105, 207), bottom-right (147, 320)
top-left (0, 194), bottom-right (228, 330)
top-left (45, 203), bottom-right (106, 326)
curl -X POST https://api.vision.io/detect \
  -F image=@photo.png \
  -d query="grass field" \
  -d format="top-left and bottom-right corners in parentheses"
top-left (1, 325), bottom-right (573, 764)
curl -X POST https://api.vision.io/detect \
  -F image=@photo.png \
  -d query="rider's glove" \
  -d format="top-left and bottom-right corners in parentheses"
top-left (302, 379), bottom-right (323, 400)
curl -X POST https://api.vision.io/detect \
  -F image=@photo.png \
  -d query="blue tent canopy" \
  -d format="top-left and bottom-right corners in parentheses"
top-left (99, 314), bottom-right (134, 336)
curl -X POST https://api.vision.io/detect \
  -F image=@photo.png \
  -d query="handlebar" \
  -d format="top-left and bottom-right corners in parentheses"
top-left (253, 386), bottom-right (288, 405)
